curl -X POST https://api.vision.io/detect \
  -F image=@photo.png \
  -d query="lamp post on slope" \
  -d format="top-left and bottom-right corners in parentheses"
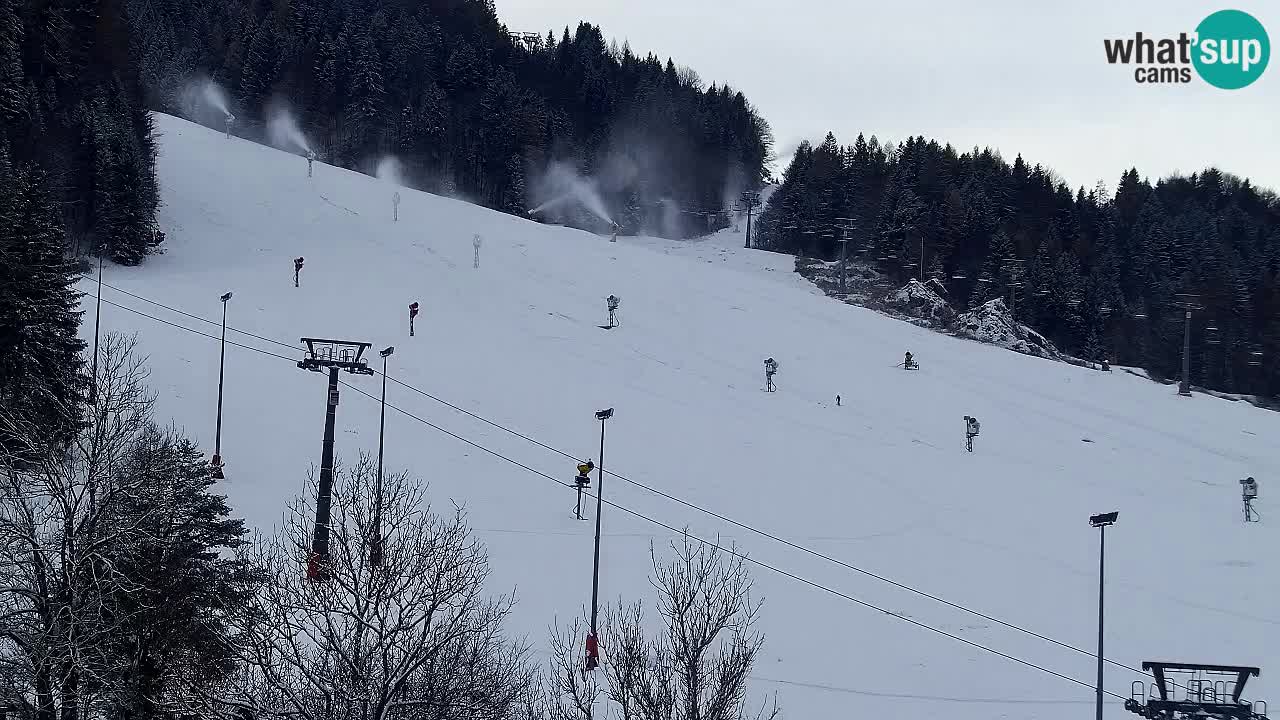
top-left (371, 346), bottom-right (394, 568)
top-left (212, 291), bottom-right (232, 479)
top-left (90, 248), bottom-right (104, 406)
top-left (1089, 511), bottom-right (1118, 720)
top-left (585, 407), bottom-right (614, 672)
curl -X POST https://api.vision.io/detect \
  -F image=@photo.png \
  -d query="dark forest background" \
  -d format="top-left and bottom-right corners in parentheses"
top-left (1, 0), bottom-right (1277, 453)
top-left (757, 132), bottom-right (1280, 398)
top-left (128, 0), bottom-right (772, 237)
top-left (0, 0), bottom-right (772, 451)
top-left (0, 2), bottom-right (1277, 714)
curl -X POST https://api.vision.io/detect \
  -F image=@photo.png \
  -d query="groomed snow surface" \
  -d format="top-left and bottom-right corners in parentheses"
top-left (83, 114), bottom-right (1279, 719)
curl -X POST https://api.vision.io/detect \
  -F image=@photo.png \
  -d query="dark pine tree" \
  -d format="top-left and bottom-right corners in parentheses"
top-left (105, 426), bottom-right (260, 719)
top-left (758, 129), bottom-right (1280, 398)
top-left (0, 150), bottom-right (87, 454)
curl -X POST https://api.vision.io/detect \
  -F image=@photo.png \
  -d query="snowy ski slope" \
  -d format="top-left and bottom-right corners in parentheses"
top-left (82, 114), bottom-right (1280, 719)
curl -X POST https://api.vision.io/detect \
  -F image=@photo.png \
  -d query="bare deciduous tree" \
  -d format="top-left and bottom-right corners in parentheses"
top-left (546, 619), bottom-right (601, 720)
top-left (0, 335), bottom-right (154, 720)
top-left (549, 535), bottom-right (778, 720)
top-left (0, 334), bottom-right (259, 720)
top-left (232, 455), bottom-right (534, 720)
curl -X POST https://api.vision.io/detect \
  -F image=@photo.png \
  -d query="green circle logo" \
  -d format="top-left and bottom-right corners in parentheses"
top-left (1193, 10), bottom-right (1269, 89)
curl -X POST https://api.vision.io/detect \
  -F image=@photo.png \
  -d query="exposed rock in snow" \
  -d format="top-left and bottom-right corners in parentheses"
top-left (885, 279), bottom-right (955, 325)
top-left (951, 298), bottom-right (1060, 359)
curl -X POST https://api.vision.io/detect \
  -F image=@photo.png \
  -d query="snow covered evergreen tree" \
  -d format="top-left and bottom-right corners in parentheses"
top-left (757, 129), bottom-right (1280, 397)
top-left (0, 150), bottom-right (86, 457)
top-left (0, 336), bottom-right (255, 719)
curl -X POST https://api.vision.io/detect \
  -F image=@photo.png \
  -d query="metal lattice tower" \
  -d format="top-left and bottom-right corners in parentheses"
top-left (834, 218), bottom-right (857, 294)
top-left (734, 191), bottom-right (762, 249)
top-left (1002, 258), bottom-right (1027, 319)
top-left (1173, 293), bottom-right (1204, 396)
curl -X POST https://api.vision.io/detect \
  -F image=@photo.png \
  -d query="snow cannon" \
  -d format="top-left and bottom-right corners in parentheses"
top-left (1242, 476), bottom-right (1258, 500)
top-left (575, 460), bottom-right (594, 488)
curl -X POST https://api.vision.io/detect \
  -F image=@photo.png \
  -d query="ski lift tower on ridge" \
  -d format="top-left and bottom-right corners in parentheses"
top-left (1124, 662), bottom-right (1269, 720)
top-left (834, 218), bottom-right (856, 294)
top-left (297, 338), bottom-right (376, 582)
top-left (734, 191), bottom-right (762, 249)
top-left (1173, 293), bottom-right (1204, 396)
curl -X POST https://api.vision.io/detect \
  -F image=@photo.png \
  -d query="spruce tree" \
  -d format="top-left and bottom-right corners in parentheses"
top-left (105, 426), bottom-right (259, 718)
top-left (0, 0), bottom-right (21, 122)
top-left (0, 150), bottom-right (87, 454)
top-left (239, 13), bottom-right (280, 109)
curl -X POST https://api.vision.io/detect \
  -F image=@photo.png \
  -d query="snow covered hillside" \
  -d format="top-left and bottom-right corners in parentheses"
top-left (83, 114), bottom-right (1280, 719)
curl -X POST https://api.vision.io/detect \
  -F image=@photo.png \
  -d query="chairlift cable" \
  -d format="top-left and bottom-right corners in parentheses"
top-left (90, 281), bottom-right (1209, 694)
top-left (94, 295), bottom-right (1127, 700)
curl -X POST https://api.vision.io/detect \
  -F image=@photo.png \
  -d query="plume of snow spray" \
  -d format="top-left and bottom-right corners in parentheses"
top-left (179, 76), bottom-right (234, 129)
top-left (376, 156), bottom-right (405, 187)
top-left (267, 105), bottom-right (313, 155)
top-left (658, 197), bottom-right (683, 239)
top-left (528, 162), bottom-right (614, 226)
top-left (201, 79), bottom-right (230, 116)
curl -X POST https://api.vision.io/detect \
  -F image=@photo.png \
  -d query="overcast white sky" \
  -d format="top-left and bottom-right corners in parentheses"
top-left (499, 1), bottom-right (1278, 194)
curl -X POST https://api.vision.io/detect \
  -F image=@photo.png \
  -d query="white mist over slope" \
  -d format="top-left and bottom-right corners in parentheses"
top-left (83, 114), bottom-right (1280, 719)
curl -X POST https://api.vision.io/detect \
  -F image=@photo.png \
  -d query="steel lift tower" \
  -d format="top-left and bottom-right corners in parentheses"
top-left (298, 338), bottom-right (375, 581)
top-left (1125, 662), bottom-right (1269, 720)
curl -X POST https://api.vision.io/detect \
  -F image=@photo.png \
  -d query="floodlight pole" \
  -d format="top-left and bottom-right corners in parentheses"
top-left (90, 248), bottom-right (103, 405)
top-left (371, 346), bottom-right (394, 568)
top-left (1090, 512), bottom-right (1118, 720)
top-left (587, 408), bottom-right (613, 671)
top-left (1096, 523), bottom-right (1105, 720)
top-left (213, 292), bottom-right (232, 477)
